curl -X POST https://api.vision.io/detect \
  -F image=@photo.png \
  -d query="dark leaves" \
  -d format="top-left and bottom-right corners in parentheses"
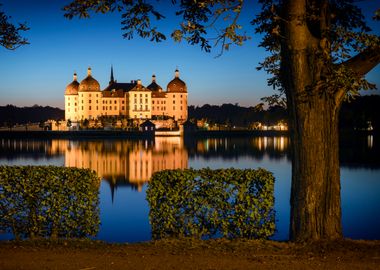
top-left (0, 4), bottom-right (29, 50)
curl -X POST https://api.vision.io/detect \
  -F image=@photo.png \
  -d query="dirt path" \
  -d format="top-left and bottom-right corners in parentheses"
top-left (1, 239), bottom-right (380, 270)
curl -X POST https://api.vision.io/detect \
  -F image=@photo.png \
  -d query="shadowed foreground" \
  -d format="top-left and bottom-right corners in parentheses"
top-left (1, 239), bottom-right (380, 270)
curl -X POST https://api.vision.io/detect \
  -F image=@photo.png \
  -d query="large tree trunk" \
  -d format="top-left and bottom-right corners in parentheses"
top-left (282, 0), bottom-right (343, 241)
top-left (289, 96), bottom-right (342, 241)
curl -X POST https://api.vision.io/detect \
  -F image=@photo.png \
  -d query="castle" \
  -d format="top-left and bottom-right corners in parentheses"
top-left (64, 67), bottom-right (188, 123)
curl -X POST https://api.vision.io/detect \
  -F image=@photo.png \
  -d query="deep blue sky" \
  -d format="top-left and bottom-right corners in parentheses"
top-left (0, 0), bottom-right (379, 109)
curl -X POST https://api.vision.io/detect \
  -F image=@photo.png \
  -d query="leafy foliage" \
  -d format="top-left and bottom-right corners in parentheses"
top-left (147, 168), bottom-right (275, 240)
top-left (252, 0), bottom-right (379, 102)
top-left (0, 3), bottom-right (28, 50)
top-left (63, 0), bottom-right (249, 54)
top-left (0, 166), bottom-right (100, 239)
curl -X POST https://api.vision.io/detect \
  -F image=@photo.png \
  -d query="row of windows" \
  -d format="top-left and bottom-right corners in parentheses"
top-left (152, 106), bottom-right (183, 111)
top-left (134, 99), bottom-right (149, 104)
top-left (134, 93), bottom-right (149, 98)
top-left (152, 100), bottom-right (165, 105)
top-left (134, 105), bottom-right (149, 110)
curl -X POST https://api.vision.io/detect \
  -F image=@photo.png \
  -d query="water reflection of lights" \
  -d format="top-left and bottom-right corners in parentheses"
top-left (59, 138), bottom-right (188, 192)
top-left (367, 135), bottom-right (373, 149)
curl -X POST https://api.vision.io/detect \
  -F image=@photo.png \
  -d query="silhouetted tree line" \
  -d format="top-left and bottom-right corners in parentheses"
top-left (340, 95), bottom-right (380, 131)
top-left (0, 105), bottom-right (64, 126)
top-left (189, 95), bottom-right (380, 131)
top-left (1, 95), bottom-right (379, 130)
top-left (188, 103), bottom-right (287, 127)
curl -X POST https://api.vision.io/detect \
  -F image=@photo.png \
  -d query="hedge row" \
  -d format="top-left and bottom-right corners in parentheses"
top-left (0, 166), bottom-right (100, 240)
top-left (147, 168), bottom-right (275, 240)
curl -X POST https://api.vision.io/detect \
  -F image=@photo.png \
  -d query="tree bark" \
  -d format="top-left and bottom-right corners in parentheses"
top-left (281, 0), bottom-right (342, 241)
top-left (289, 96), bottom-right (342, 241)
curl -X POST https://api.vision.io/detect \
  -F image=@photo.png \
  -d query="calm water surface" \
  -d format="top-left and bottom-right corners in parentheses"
top-left (0, 134), bottom-right (379, 242)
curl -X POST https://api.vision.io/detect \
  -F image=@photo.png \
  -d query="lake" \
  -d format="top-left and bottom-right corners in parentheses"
top-left (0, 134), bottom-right (379, 242)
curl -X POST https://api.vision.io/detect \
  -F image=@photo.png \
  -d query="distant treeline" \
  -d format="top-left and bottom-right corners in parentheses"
top-left (339, 95), bottom-right (380, 130)
top-left (189, 95), bottom-right (380, 131)
top-left (0, 105), bottom-right (64, 126)
top-left (1, 95), bottom-right (379, 130)
top-left (188, 103), bottom-right (287, 127)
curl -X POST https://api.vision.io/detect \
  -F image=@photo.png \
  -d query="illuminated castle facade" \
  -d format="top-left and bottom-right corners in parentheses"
top-left (64, 67), bottom-right (188, 122)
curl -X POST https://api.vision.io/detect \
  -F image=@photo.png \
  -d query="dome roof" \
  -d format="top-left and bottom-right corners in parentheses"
top-left (147, 75), bottom-right (163, 92)
top-left (79, 67), bottom-right (101, 92)
top-left (65, 73), bottom-right (79, 95)
top-left (167, 69), bottom-right (187, 93)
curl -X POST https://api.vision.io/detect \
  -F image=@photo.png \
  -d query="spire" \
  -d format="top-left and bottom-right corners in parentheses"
top-left (152, 74), bottom-right (156, 82)
top-left (109, 65), bottom-right (115, 84)
top-left (73, 72), bottom-right (77, 81)
top-left (87, 67), bottom-right (92, 76)
top-left (175, 68), bottom-right (179, 78)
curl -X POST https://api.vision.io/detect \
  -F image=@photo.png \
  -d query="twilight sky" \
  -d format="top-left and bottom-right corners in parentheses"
top-left (0, 0), bottom-right (379, 109)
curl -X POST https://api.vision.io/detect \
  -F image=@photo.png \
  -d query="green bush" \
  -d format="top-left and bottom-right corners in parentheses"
top-left (0, 166), bottom-right (100, 240)
top-left (147, 168), bottom-right (275, 240)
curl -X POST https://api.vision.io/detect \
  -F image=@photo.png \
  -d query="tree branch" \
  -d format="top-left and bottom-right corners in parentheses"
top-left (341, 46), bottom-right (380, 77)
top-left (334, 46), bottom-right (380, 105)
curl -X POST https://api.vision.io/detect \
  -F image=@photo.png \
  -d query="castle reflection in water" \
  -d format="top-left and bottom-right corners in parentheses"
top-left (52, 137), bottom-right (188, 192)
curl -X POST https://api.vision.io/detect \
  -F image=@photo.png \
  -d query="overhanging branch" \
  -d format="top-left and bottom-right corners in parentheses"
top-left (334, 46), bottom-right (380, 105)
top-left (340, 46), bottom-right (380, 77)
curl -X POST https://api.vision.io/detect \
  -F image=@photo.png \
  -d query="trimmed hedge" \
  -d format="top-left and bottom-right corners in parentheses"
top-left (0, 166), bottom-right (100, 240)
top-left (147, 168), bottom-right (275, 240)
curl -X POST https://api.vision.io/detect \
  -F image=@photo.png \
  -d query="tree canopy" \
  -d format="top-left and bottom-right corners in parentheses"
top-left (0, 3), bottom-right (28, 50)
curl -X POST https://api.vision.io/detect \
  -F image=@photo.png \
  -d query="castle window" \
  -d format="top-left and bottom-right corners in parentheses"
top-left (134, 99), bottom-right (137, 104)
top-left (96, 106), bottom-right (98, 110)
top-left (89, 100), bottom-right (91, 103)
top-left (173, 95), bottom-right (175, 98)
top-left (68, 97), bottom-right (70, 100)
top-left (75, 103), bottom-right (77, 106)
top-left (140, 94), bottom-right (142, 97)
top-left (103, 106), bottom-right (105, 110)
top-left (114, 106), bottom-right (117, 110)
top-left (96, 94), bottom-right (98, 97)
top-left (89, 106), bottom-right (92, 110)
top-left (181, 106), bottom-right (182, 110)
top-left (75, 109), bottom-right (77, 112)
top-left (122, 106), bottom-right (124, 110)
top-left (145, 99), bottom-right (148, 103)
top-left (181, 95), bottom-right (183, 98)
top-left (145, 94), bottom-right (148, 97)
top-left (81, 106), bottom-right (83, 110)
top-left (114, 100), bottom-right (117, 104)
top-left (145, 105), bottom-right (148, 110)
top-left (152, 106), bottom-right (154, 110)
top-left (89, 94), bottom-right (91, 97)
top-left (173, 100), bottom-right (175, 104)
top-left (180, 100), bottom-right (182, 104)
top-left (152, 101), bottom-right (155, 104)
top-left (68, 103), bottom-right (70, 106)
top-left (173, 106), bottom-right (175, 110)
top-left (134, 94), bottom-right (137, 97)
top-left (140, 99), bottom-right (142, 103)
top-left (96, 100), bottom-right (98, 104)
top-left (122, 101), bottom-right (125, 104)
top-left (82, 100), bottom-right (83, 104)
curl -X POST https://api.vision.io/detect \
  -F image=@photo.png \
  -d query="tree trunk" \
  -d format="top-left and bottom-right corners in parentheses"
top-left (281, 0), bottom-right (342, 241)
top-left (289, 96), bottom-right (342, 241)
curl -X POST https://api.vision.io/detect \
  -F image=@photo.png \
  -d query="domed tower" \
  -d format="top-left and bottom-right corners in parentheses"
top-left (64, 73), bottom-right (79, 121)
top-left (78, 67), bottom-right (101, 120)
top-left (166, 69), bottom-right (188, 121)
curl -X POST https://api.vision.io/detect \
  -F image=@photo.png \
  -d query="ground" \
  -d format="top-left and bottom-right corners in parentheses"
top-left (1, 239), bottom-right (380, 269)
